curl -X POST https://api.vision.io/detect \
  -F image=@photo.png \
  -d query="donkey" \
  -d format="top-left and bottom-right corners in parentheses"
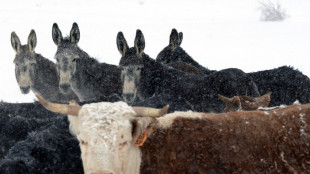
top-left (249, 66), bottom-right (310, 106)
top-left (52, 23), bottom-right (122, 102)
top-left (158, 29), bottom-right (310, 107)
top-left (156, 28), bottom-right (216, 75)
top-left (11, 30), bottom-right (79, 103)
top-left (117, 30), bottom-right (260, 112)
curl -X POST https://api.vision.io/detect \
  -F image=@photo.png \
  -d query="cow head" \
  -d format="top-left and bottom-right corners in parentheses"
top-left (36, 94), bottom-right (168, 174)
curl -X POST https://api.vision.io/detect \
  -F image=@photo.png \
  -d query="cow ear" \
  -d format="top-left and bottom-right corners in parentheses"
top-left (132, 117), bottom-right (158, 146)
top-left (28, 30), bottom-right (37, 52)
top-left (11, 32), bottom-right (21, 54)
top-left (169, 28), bottom-right (179, 51)
top-left (116, 32), bottom-right (129, 56)
top-left (178, 32), bottom-right (183, 46)
top-left (134, 29), bottom-right (145, 58)
top-left (52, 23), bottom-right (63, 46)
top-left (70, 22), bottom-right (80, 44)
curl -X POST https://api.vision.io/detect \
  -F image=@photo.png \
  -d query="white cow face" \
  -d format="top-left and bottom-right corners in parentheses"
top-left (76, 102), bottom-right (155, 174)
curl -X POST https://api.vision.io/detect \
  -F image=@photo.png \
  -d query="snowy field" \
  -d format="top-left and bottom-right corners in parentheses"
top-left (1, 0), bottom-right (309, 103)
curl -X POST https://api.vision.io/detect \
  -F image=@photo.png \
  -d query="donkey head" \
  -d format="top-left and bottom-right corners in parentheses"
top-left (117, 30), bottom-right (148, 103)
top-left (11, 30), bottom-right (38, 94)
top-left (52, 22), bottom-right (87, 94)
top-left (156, 28), bottom-right (184, 64)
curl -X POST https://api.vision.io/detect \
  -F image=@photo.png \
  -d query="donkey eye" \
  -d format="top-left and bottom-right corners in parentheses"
top-left (72, 58), bottom-right (77, 62)
top-left (56, 58), bottom-right (59, 62)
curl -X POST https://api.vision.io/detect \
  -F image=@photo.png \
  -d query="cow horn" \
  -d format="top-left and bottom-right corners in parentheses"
top-left (35, 93), bottom-right (81, 116)
top-left (218, 94), bottom-right (233, 102)
top-left (133, 105), bottom-right (169, 117)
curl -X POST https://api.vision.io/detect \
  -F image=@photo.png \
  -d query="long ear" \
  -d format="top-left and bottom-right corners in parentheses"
top-left (169, 28), bottom-right (179, 51)
top-left (132, 117), bottom-right (158, 146)
top-left (52, 23), bottom-right (63, 46)
top-left (178, 32), bottom-right (183, 46)
top-left (134, 29), bottom-right (145, 58)
top-left (28, 30), bottom-right (37, 52)
top-left (11, 32), bottom-right (21, 53)
top-left (70, 22), bottom-right (80, 44)
top-left (116, 32), bottom-right (129, 56)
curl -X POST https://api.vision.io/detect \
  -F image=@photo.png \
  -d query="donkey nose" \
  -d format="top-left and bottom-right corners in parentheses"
top-left (59, 84), bottom-right (71, 94)
top-left (123, 93), bottom-right (136, 103)
top-left (20, 86), bottom-right (30, 94)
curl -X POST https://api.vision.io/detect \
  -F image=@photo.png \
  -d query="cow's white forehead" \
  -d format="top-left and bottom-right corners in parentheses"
top-left (77, 101), bottom-right (136, 143)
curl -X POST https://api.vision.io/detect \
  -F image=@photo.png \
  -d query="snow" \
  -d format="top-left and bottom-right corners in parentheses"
top-left (1, 0), bottom-right (310, 103)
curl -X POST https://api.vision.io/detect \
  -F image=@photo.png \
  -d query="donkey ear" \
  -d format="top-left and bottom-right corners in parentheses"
top-left (11, 32), bottom-right (21, 53)
top-left (116, 32), bottom-right (129, 56)
top-left (134, 29), bottom-right (145, 58)
top-left (178, 32), bottom-right (183, 46)
top-left (169, 28), bottom-right (179, 51)
top-left (70, 22), bottom-right (80, 44)
top-left (131, 117), bottom-right (158, 147)
top-left (28, 30), bottom-right (37, 52)
top-left (52, 23), bottom-right (63, 46)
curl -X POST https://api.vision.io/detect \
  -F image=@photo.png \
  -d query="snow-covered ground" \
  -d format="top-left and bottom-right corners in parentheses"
top-left (1, 0), bottom-right (309, 103)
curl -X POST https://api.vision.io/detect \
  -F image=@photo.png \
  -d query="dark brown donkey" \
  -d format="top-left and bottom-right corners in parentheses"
top-left (11, 30), bottom-right (79, 103)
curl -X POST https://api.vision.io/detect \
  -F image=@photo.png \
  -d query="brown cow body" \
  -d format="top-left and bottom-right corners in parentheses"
top-left (36, 94), bottom-right (310, 174)
top-left (141, 103), bottom-right (310, 173)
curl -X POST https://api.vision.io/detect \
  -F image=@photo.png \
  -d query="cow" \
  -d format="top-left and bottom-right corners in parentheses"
top-left (0, 102), bottom-right (83, 173)
top-left (218, 92), bottom-right (272, 112)
top-left (117, 29), bottom-right (260, 112)
top-left (10, 30), bottom-right (79, 102)
top-left (36, 94), bottom-right (310, 174)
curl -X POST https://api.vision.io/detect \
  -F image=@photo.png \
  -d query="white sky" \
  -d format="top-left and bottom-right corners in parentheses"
top-left (1, 0), bottom-right (309, 102)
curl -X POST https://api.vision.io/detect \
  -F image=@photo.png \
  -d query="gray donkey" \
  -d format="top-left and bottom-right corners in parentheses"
top-left (52, 23), bottom-right (122, 102)
top-left (11, 30), bottom-right (79, 103)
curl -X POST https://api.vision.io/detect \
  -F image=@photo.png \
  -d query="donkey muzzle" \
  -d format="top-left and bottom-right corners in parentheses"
top-left (20, 86), bottom-right (30, 94)
top-left (59, 84), bottom-right (71, 94)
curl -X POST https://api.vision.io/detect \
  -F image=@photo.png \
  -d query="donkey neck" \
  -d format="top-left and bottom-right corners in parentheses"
top-left (32, 54), bottom-right (78, 102)
top-left (70, 57), bottom-right (105, 102)
top-left (31, 54), bottom-right (58, 92)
